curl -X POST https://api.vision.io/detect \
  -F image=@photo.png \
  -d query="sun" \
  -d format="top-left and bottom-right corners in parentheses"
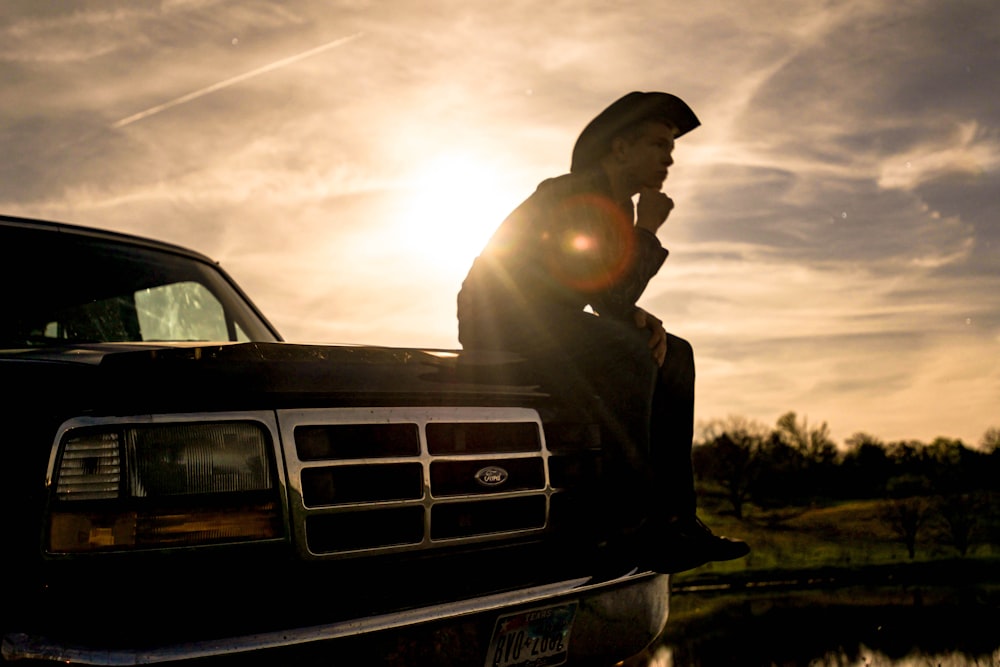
top-left (396, 152), bottom-right (519, 278)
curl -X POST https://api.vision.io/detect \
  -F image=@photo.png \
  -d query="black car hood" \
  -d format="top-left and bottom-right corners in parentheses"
top-left (2, 341), bottom-right (546, 416)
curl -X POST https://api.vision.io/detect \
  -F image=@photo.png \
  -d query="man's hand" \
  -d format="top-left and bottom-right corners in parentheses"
top-left (635, 188), bottom-right (674, 234)
top-left (633, 307), bottom-right (667, 366)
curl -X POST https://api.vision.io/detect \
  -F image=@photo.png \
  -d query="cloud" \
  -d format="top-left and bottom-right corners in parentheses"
top-left (877, 122), bottom-right (1000, 191)
top-left (111, 33), bottom-right (364, 129)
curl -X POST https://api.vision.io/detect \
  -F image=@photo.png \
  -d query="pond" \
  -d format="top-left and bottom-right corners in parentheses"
top-left (637, 582), bottom-right (1000, 666)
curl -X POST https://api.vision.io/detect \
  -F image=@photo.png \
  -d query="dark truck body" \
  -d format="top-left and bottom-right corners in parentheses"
top-left (0, 215), bottom-right (669, 666)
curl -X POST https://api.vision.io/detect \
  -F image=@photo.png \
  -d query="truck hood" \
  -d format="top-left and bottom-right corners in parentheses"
top-left (1, 341), bottom-right (545, 415)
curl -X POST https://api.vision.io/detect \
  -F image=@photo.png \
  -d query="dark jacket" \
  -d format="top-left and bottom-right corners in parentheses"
top-left (457, 167), bottom-right (668, 350)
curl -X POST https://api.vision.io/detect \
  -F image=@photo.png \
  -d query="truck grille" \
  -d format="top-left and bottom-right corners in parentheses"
top-left (279, 407), bottom-right (558, 559)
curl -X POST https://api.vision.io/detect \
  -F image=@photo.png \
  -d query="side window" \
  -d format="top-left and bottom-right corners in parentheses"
top-left (135, 282), bottom-right (232, 342)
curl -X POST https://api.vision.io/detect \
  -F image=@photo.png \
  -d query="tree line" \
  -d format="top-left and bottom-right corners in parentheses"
top-left (692, 413), bottom-right (1000, 557)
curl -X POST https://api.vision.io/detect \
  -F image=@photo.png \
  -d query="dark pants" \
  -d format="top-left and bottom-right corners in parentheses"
top-left (464, 311), bottom-right (697, 524)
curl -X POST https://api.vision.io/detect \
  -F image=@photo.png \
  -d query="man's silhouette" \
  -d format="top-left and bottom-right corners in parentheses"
top-left (457, 91), bottom-right (749, 573)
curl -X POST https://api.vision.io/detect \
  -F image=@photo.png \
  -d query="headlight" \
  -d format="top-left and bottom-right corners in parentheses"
top-left (48, 421), bottom-right (283, 554)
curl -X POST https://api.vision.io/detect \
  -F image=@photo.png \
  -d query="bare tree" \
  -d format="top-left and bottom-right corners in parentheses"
top-left (693, 416), bottom-right (768, 519)
top-left (934, 493), bottom-right (983, 556)
top-left (981, 426), bottom-right (1000, 451)
top-left (771, 411), bottom-right (839, 499)
top-left (775, 411), bottom-right (838, 465)
top-left (882, 497), bottom-right (931, 559)
top-left (842, 432), bottom-right (891, 498)
top-left (881, 475), bottom-right (932, 559)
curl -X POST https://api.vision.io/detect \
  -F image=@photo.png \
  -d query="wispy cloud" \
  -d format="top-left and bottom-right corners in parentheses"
top-left (878, 122), bottom-right (1000, 191)
top-left (111, 33), bottom-right (363, 129)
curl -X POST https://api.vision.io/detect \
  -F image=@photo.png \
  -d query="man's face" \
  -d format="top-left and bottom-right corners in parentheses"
top-left (618, 121), bottom-right (677, 192)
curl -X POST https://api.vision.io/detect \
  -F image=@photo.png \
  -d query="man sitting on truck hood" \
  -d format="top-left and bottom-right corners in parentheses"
top-left (456, 91), bottom-right (749, 573)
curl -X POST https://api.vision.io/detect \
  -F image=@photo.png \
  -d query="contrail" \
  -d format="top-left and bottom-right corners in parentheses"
top-left (111, 33), bottom-right (363, 129)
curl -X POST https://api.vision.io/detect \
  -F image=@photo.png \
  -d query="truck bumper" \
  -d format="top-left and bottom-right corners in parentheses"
top-left (3, 571), bottom-right (669, 666)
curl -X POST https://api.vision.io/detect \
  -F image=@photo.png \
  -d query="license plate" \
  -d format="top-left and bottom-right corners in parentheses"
top-left (485, 602), bottom-right (577, 667)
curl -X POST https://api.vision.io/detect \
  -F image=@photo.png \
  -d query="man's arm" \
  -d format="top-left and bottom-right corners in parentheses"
top-left (587, 188), bottom-right (671, 319)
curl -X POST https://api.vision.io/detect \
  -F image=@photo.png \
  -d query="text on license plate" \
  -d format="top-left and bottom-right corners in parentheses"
top-left (485, 602), bottom-right (577, 667)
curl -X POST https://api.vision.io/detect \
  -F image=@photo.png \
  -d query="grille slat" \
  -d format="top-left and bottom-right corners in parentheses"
top-left (431, 496), bottom-right (546, 540)
top-left (302, 463), bottom-right (423, 506)
top-left (295, 423), bottom-right (420, 460)
top-left (306, 507), bottom-right (425, 551)
top-left (426, 421), bottom-right (540, 455)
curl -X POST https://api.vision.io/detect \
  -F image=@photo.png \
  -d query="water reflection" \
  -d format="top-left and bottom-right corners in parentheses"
top-left (644, 645), bottom-right (1000, 666)
top-left (640, 584), bottom-right (1000, 666)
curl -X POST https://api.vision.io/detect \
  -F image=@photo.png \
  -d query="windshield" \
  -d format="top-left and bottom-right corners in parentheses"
top-left (1, 226), bottom-right (279, 347)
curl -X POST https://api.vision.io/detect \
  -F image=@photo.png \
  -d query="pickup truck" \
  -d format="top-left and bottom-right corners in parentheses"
top-left (0, 214), bottom-right (670, 666)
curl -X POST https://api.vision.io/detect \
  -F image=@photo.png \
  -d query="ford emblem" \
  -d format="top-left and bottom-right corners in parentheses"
top-left (474, 466), bottom-right (509, 487)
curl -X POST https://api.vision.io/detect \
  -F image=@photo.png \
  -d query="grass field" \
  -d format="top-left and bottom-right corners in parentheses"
top-left (673, 493), bottom-right (1000, 588)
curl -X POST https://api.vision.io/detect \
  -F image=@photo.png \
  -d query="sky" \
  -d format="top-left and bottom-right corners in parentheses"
top-left (1, 0), bottom-right (997, 448)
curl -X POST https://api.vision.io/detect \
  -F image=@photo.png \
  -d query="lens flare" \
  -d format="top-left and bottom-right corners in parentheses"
top-left (543, 193), bottom-right (635, 292)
